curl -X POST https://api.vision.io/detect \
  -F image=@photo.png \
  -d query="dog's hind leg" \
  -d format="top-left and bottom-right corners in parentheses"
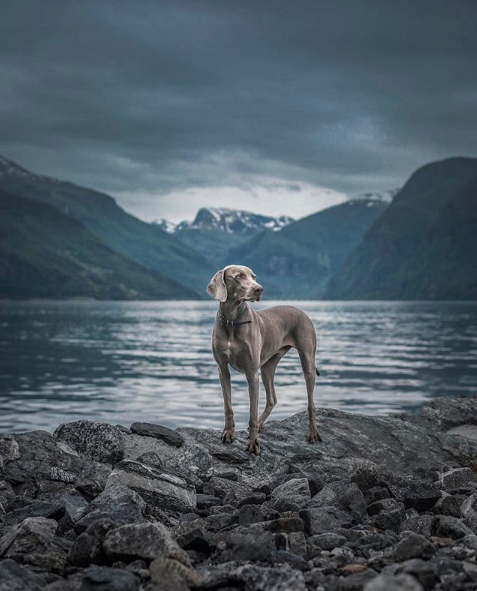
top-left (259, 345), bottom-right (291, 430)
top-left (297, 349), bottom-right (322, 444)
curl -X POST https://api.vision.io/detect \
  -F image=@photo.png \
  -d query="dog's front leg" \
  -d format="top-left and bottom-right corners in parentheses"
top-left (218, 364), bottom-right (235, 443)
top-left (245, 370), bottom-right (260, 455)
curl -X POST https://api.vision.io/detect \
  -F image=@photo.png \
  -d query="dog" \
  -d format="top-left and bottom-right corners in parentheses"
top-left (207, 264), bottom-right (321, 455)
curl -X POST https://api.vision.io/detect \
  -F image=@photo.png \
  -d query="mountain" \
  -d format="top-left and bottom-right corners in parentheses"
top-left (156, 207), bottom-right (294, 265)
top-left (225, 196), bottom-right (390, 298)
top-left (0, 156), bottom-right (212, 297)
top-left (0, 189), bottom-right (196, 300)
top-left (326, 157), bottom-right (477, 300)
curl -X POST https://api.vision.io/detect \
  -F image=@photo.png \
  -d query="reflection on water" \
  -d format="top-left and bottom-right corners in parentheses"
top-left (0, 300), bottom-right (476, 433)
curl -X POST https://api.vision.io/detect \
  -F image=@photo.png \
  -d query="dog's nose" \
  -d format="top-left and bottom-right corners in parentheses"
top-left (254, 285), bottom-right (264, 295)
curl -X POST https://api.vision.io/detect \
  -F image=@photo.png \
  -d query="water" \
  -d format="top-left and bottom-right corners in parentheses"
top-left (0, 300), bottom-right (476, 433)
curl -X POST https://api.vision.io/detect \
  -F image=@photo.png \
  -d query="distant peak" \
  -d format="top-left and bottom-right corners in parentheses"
top-left (349, 189), bottom-right (400, 205)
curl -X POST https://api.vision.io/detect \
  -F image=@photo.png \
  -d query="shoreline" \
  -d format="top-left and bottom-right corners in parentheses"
top-left (1, 396), bottom-right (477, 590)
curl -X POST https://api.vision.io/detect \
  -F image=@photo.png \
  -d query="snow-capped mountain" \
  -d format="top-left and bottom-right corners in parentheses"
top-left (169, 207), bottom-right (294, 234)
top-left (151, 218), bottom-right (177, 234)
top-left (349, 189), bottom-right (400, 205)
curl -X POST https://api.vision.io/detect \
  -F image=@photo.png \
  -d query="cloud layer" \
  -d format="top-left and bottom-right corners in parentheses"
top-left (1, 0), bottom-right (476, 220)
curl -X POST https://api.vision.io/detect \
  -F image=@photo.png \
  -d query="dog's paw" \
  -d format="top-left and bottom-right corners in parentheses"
top-left (308, 428), bottom-right (322, 444)
top-left (221, 429), bottom-right (235, 444)
top-left (246, 437), bottom-right (260, 455)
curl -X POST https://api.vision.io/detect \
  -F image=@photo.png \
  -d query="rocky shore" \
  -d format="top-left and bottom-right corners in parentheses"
top-left (2, 397), bottom-right (477, 590)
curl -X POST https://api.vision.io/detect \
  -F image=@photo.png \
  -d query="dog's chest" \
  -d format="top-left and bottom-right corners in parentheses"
top-left (217, 335), bottom-right (247, 372)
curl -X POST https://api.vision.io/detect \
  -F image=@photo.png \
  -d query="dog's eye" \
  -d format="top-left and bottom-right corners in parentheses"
top-left (236, 274), bottom-right (242, 280)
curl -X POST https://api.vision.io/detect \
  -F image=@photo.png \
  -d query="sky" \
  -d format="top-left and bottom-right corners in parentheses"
top-left (0, 0), bottom-right (476, 222)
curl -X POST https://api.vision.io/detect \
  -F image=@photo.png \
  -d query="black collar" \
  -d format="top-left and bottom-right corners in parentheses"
top-left (219, 304), bottom-right (251, 326)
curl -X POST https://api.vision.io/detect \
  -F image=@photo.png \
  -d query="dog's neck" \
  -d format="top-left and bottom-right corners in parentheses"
top-left (219, 299), bottom-right (248, 321)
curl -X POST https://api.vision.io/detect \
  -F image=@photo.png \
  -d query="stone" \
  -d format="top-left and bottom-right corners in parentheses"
top-left (395, 558), bottom-right (438, 591)
top-left (461, 493), bottom-right (477, 533)
top-left (432, 492), bottom-right (465, 517)
top-left (437, 467), bottom-right (477, 493)
top-left (363, 573), bottom-right (424, 591)
top-left (435, 516), bottom-right (474, 539)
top-left (68, 519), bottom-right (116, 566)
top-left (78, 566), bottom-right (139, 591)
top-left (309, 480), bottom-right (367, 518)
top-left (238, 503), bottom-right (278, 525)
top-left (204, 563), bottom-right (308, 591)
top-left (388, 479), bottom-right (441, 512)
top-left (54, 420), bottom-right (125, 464)
top-left (106, 460), bottom-right (196, 513)
top-left (399, 514), bottom-right (436, 537)
top-left (196, 494), bottom-right (221, 511)
top-left (365, 486), bottom-right (391, 506)
top-left (339, 570), bottom-right (377, 591)
top-left (299, 506), bottom-right (353, 535)
top-left (308, 532), bottom-right (347, 550)
top-left (149, 556), bottom-right (200, 589)
top-left (204, 512), bottom-right (237, 532)
top-left (103, 522), bottom-right (187, 563)
top-left (215, 530), bottom-right (276, 562)
top-left (76, 485), bottom-right (146, 532)
top-left (269, 478), bottom-right (311, 512)
top-left (393, 533), bottom-right (436, 562)
top-left (0, 435), bottom-right (21, 467)
top-left (130, 422), bottom-right (184, 448)
top-left (369, 501), bottom-right (406, 532)
top-left (0, 558), bottom-right (45, 591)
top-left (173, 518), bottom-right (211, 552)
top-left (0, 499), bottom-right (66, 527)
top-left (350, 462), bottom-right (382, 492)
top-left (207, 476), bottom-right (252, 505)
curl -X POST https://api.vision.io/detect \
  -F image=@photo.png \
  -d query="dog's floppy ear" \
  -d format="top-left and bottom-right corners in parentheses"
top-left (206, 269), bottom-right (227, 302)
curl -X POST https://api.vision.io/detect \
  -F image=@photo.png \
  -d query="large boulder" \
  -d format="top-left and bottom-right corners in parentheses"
top-left (54, 420), bottom-right (125, 465)
top-left (268, 478), bottom-right (311, 512)
top-left (106, 460), bottom-right (196, 514)
top-left (130, 422), bottom-right (184, 448)
top-left (0, 558), bottom-right (45, 591)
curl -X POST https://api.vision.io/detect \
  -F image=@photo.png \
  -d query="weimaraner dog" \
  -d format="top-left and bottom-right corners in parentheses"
top-left (207, 264), bottom-right (321, 455)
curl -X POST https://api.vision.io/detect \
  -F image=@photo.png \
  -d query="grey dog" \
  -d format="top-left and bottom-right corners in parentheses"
top-left (207, 264), bottom-right (321, 455)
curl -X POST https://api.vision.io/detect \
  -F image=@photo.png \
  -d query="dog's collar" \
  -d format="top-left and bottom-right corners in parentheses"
top-left (219, 304), bottom-right (251, 326)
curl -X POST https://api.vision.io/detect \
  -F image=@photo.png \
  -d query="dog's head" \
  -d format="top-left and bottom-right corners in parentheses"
top-left (206, 265), bottom-right (264, 303)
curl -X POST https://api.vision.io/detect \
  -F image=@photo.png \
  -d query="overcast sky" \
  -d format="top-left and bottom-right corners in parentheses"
top-left (1, 1), bottom-right (476, 222)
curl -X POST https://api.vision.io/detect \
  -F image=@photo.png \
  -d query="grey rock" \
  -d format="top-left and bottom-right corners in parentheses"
top-left (76, 485), bottom-right (146, 532)
top-left (461, 493), bottom-right (477, 532)
top-left (54, 420), bottom-right (125, 465)
top-left (103, 522), bottom-right (187, 563)
top-left (204, 512), bottom-right (237, 532)
top-left (340, 570), bottom-right (377, 591)
top-left (434, 515), bottom-right (474, 539)
top-left (393, 558), bottom-right (438, 591)
top-left (393, 533), bottom-right (436, 562)
top-left (173, 518), bottom-right (211, 552)
top-left (370, 501), bottom-right (406, 532)
top-left (358, 532), bottom-right (398, 556)
top-left (1, 431), bottom-right (111, 498)
top-left (365, 486), bottom-right (391, 505)
top-left (0, 499), bottom-right (66, 527)
top-left (68, 519), bottom-right (116, 566)
top-left (269, 477), bottom-right (311, 512)
top-left (78, 566), bottom-right (139, 591)
top-left (130, 422), bottom-right (184, 448)
top-left (238, 503), bottom-right (278, 525)
top-left (310, 480), bottom-right (367, 519)
top-left (399, 513), bottom-right (436, 537)
top-left (432, 492), bottom-right (465, 517)
top-left (437, 467), bottom-right (477, 493)
top-left (207, 476), bottom-right (252, 505)
top-left (0, 435), bottom-right (21, 467)
top-left (388, 478), bottom-right (441, 512)
top-left (368, 497), bottom-right (400, 516)
top-left (107, 459), bottom-right (196, 513)
top-left (0, 558), bottom-right (44, 591)
top-left (215, 531), bottom-right (276, 562)
top-left (364, 573), bottom-right (424, 591)
top-left (196, 493), bottom-right (221, 511)
top-left (300, 506), bottom-right (353, 535)
top-left (308, 532), bottom-right (347, 550)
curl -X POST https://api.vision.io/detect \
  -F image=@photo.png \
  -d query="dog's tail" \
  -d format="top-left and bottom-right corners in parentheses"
top-left (316, 367), bottom-right (320, 377)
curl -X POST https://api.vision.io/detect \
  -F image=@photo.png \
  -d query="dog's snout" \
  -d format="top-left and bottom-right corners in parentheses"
top-left (254, 285), bottom-right (264, 295)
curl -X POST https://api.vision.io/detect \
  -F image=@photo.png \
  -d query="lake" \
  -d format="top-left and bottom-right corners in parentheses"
top-left (1, 300), bottom-right (476, 433)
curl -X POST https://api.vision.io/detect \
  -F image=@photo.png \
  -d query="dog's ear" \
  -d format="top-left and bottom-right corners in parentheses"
top-left (206, 269), bottom-right (227, 302)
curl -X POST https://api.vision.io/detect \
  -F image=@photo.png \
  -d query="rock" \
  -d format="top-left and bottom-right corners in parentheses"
top-left (103, 522), bottom-right (187, 563)
top-left (204, 513), bottom-right (237, 532)
top-left (432, 492), bottom-right (465, 517)
top-left (198, 562), bottom-right (307, 591)
top-left (238, 503), bottom-right (278, 525)
top-left (173, 518), bottom-right (211, 552)
top-left (350, 462), bottom-right (381, 492)
top-left (339, 570), bottom-right (377, 591)
top-left (78, 566), bottom-right (139, 591)
top-left (215, 530), bottom-right (276, 562)
top-left (149, 556), bottom-right (200, 589)
top-left (299, 506), bottom-right (353, 536)
top-left (368, 498), bottom-right (399, 516)
top-left (76, 485), bottom-right (146, 532)
top-left (0, 558), bottom-right (45, 591)
top-left (130, 422), bottom-right (184, 448)
top-left (207, 476), bottom-right (252, 505)
top-left (363, 573), bottom-right (424, 591)
top-left (269, 478), bottom-right (311, 512)
top-left (365, 486), bottom-right (391, 505)
top-left (394, 558), bottom-right (438, 591)
top-left (393, 533), bottom-right (436, 562)
top-left (1, 431), bottom-right (111, 498)
top-left (388, 478), bottom-right (441, 512)
top-left (369, 500), bottom-right (406, 532)
top-left (106, 460), bottom-right (196, 514)
top-left (461, 493), bottom-right (477, 532)
top-left (0, 499), bottom-right (66, 527)
top-left (399, 513), bottom-right (436, 537)
top-left (68, 519), bottom-right (116, 566)
top-left (0, 435), bottom-right (21, 467)
top-left (308, 532), bottom-right (347, 550)
top-left (54, 420), bottom-right (125, 465)
top-left (309, 480), bottom-right (367, 520)
top-left (196, 494), bottom-right (221, 511)
top-left (358, 532), bottom-right (398, 556)
top-left (437, 467), bottom-right (477, 493)
top-left (434, 516), bottom-right (474, 539)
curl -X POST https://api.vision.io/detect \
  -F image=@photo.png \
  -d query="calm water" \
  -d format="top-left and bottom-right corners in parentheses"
top-left (0, 300), bottom-right (476, 433)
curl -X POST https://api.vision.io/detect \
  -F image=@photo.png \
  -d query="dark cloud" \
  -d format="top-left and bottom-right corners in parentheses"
top-left (0, 0), bottom-right (476, 213)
